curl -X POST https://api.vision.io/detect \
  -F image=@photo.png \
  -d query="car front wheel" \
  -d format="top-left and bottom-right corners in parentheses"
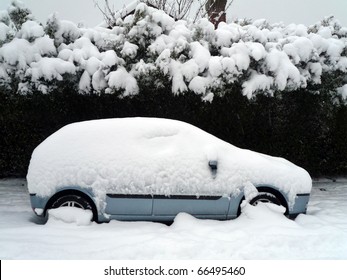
top-left (249, 192), bottom-right (282, 206)
top-left (50, 194), bottom-right (96, 221)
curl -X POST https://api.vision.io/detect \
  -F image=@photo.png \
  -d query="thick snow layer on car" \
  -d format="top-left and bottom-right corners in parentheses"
top-left (27, 118), bottom-right (311, 206)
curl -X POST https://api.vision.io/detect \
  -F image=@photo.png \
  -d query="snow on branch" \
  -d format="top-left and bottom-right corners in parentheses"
top-left (0, 2), bottom-right (346, 99)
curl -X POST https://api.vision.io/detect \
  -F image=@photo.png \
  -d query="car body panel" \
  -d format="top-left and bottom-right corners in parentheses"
top-left (288, 193), bottom-right (310, 218)
top-left (105, 194), bottom-right (152, 215)
top-left (152, 195), bottom-right (230, 219)
top-left (29, 185), bottom-right (310, 222)
top-left (30, 194), bottom-right (47, 212)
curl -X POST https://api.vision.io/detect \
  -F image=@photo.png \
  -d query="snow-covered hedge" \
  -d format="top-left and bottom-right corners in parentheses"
top-left (0, 1), bottom-right (347, 100)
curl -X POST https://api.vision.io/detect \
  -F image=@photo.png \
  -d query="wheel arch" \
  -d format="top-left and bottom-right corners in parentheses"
top-left (237, 185), bottom-right (289, 216)
top-left (44, 188), bottom-right (98, 221)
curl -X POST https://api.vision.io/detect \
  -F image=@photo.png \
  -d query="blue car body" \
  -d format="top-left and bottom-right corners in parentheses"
top-left (29, 185), bottom-right (310, 222)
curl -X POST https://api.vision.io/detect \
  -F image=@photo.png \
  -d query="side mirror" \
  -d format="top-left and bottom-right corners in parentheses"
top-left (208, 160), bottom-right (217, 177)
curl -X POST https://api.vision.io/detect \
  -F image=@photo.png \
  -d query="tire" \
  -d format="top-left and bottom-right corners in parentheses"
top-left (50, 194), bottom-right (96, 221)
top-left (249, 192), bottom-right (282, 206)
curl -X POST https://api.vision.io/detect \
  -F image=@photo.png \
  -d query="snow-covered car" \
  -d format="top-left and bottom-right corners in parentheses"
top-left (27, 117), bottom-right (312, 222)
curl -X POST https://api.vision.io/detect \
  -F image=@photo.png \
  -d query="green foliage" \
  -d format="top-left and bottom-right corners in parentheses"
top-left (7, 0), bottom-right (33, 30)
top-left (44, 13), bottom-right (60, 40)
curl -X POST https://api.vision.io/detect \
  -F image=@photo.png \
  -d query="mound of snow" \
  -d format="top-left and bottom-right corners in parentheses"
top-left (17, 20), bottom-right (44, 40)
top-left (171, 202), bottom-right (296, 233)
top-left (47, 208), bottom-right (93, 226)
top-left (240, 202), bottom-right (287, 221)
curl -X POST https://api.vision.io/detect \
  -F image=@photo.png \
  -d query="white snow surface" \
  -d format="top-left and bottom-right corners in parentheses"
top-left (27, 118), bottom-right (311, 208)
top-left (0, 178), bottom-right (346, 259)
top-left (0, 22), bottom-right (10, 41)
top-left (337, 84), bottom-right (347, 100)
top-left (17, 20), bottom-right (44, 40)
top-left (47, 208), bottom-right (93, 226)
top-left (106, 67), bottom-right (139, 96)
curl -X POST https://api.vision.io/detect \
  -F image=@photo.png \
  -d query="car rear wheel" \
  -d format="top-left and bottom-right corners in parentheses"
top-left (50, 194), bottom-right (96, 221)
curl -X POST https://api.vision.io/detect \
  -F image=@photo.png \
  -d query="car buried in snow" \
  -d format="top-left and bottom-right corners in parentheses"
top-left (27, 117), bottom-right (312, 223)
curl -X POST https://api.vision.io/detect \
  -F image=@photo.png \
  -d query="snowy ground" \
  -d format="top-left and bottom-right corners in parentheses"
top-left (0, 178), bottom-right (346, 259)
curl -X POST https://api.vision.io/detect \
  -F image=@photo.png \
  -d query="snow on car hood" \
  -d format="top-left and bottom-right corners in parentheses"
top-left (27, 118), bottom-right (312, 203)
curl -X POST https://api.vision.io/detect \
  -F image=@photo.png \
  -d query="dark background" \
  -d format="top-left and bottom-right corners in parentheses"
top-left (1, 77), bottom-right (346, 178)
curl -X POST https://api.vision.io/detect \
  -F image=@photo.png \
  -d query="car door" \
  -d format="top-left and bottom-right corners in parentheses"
top-left (104, 194), bottom-right (153, 218)
top-left (152, 158), bottom-right (230, 220)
